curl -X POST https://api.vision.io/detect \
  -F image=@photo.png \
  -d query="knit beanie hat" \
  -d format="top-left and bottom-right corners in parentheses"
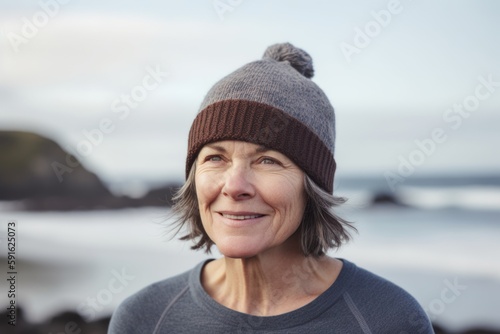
top-left (187, 42), bottom-right (337, 193)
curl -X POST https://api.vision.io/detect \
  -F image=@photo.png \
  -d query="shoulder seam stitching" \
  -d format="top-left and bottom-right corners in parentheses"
top-left (152, 284), bottom-right (190, 334)
top-left (343, 291), bottom-right (373, 334)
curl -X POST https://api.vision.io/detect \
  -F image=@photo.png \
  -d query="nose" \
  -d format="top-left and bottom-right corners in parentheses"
top-left (221, 164), bottom-right (255, 200)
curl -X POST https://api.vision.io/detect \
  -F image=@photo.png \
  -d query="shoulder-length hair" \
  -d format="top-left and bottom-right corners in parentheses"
top-left (169, 161), bottom-right (356, 257)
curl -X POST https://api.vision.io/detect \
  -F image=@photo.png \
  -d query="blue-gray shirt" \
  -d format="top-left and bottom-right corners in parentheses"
top-left (108, 259), bottom-right (433, 333)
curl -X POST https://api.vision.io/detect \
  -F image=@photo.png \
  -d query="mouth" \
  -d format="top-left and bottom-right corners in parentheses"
top-left (218, 212), bottom-right (266, 220)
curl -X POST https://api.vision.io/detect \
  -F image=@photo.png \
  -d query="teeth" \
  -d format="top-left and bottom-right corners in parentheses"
top-left (222, 214), bottom-right (262, 220)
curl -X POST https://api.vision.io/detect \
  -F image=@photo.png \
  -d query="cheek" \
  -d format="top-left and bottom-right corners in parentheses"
top-left (195, 172), bottom-right (221, 208)
top-left (263, 177), bottom-right (306, 219)
top-left (285, 191), bottom-right (306, 222)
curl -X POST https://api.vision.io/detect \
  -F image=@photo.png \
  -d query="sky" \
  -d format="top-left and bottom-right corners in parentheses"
top-left (1, 0), bottom-right (499, 191)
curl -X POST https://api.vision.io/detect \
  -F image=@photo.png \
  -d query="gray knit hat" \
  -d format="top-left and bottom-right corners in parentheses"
top-left (187, 42), bottom-right (337, 193)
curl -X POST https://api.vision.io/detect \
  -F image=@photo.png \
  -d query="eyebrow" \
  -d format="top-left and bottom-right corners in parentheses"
top-left (204, 144), bottom-right (226, 153)
top-left (255, 145), bottom-right (270, 153)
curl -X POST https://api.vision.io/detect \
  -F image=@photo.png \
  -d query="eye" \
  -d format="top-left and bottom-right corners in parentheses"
top-left (259, 157), bottom-right (279, 165)
top-left (205, 155), bottom-right (222, 162)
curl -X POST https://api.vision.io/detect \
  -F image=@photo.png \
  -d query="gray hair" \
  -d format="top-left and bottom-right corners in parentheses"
top-left (169, 162), bottom-right (355, 257)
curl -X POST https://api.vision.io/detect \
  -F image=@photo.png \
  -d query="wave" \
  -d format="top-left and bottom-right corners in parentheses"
top-left (397, 186), bottom-right (500, 211)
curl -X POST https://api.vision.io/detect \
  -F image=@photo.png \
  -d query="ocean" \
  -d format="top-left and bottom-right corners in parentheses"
top-left (1, 179), bottom-right (499, 332)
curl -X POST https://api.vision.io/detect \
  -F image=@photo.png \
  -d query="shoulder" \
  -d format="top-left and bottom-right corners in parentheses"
top-left (108, 265), bottom-right (194, 334)
top-left (346, 261), bottom-right (416, 304)
top-left (340, 259), bottom-right (433, 333)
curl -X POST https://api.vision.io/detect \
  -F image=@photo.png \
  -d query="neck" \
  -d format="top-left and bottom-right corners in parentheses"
top-left (202, 241), bottom-right (342, 316)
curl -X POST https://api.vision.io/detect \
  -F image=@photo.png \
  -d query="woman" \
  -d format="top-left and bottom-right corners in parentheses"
top-left (109, 43), bottom-right (433, 333)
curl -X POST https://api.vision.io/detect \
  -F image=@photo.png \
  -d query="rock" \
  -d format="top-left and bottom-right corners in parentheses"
top-left (0, 130), bottom-right (110, 202)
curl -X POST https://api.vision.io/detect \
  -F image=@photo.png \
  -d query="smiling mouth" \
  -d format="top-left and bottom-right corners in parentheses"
top-left (220, 213), bottom-right (265, 220)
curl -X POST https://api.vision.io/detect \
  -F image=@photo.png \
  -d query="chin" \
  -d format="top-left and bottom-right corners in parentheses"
top-left (215, 238), bottom-right (266, 259)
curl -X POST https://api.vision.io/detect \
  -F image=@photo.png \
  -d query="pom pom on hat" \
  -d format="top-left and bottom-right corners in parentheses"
top-left (263, 43), bottom-right (314, 79)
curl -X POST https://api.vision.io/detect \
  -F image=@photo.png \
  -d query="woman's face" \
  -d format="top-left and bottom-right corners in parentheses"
top-left (195, 140), bottom-right (306, 258)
